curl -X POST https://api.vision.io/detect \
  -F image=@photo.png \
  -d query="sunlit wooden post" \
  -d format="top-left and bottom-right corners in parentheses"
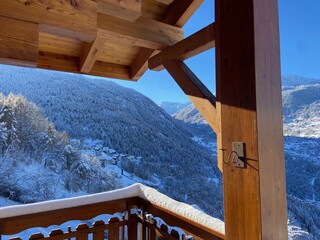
top-left (215, 0), bottom-right (288, 239)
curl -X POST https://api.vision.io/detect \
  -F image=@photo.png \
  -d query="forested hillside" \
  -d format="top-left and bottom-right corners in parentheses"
top-left (0, 65), bottom-right (223, 218)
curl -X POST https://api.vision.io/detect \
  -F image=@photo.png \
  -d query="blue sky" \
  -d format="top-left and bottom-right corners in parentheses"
top-left (106, 0), bottom-right (320, 104)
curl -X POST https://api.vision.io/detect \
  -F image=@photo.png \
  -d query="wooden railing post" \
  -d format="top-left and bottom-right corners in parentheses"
top-left (93, 220), bottom-right (105, 240)
top-left (128, 213), bottom-right (138, 240)
top-left (108, 217), bottom-right (119, 240)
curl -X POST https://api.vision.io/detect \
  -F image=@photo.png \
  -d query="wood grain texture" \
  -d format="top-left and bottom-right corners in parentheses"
top-left (0, 16), bottom-right (38, 67)
top-left (253, 0), bottom-right (288, 239)
top-left (0, 0), bottom-right (96, 42)
top-left (141, 0), bottom-right (169, 21)
top-left (98, 0), bottom-right (141, 22)
top-left (97, 42), bottom-right (141, 66)
top-left (215, 0), bottom-right (287, 239)
top-left (37, 52), bottom-right (131, 80)
top-left (149, 23), bottom-right (214, 70)
top-left (80, 35), bottom-right (106, 73)
top-left (98, 14), bottom-right (184, 50)
top-left (163, 60), bottom-right (219, 134)
top-left (39, 32), bottom-right (82, 57)
top-left (130, 0), bottom-right (203, 80)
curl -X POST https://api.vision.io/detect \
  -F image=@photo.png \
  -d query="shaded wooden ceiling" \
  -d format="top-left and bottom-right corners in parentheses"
top-left (0, 0), bottom-right (204, 81)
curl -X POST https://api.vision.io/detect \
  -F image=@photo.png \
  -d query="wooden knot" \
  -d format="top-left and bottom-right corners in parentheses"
top-left (24, 0), bottom-right (31, 6)
top-left (70, 0), bottom-right (78, 8)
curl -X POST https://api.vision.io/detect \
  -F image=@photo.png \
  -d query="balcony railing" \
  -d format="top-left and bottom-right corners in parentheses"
top-left (0, 184), bottom-right (224, 240)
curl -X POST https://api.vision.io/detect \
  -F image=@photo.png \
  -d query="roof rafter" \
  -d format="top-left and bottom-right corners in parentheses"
top-left (149, 23), bottom-right (215, 71)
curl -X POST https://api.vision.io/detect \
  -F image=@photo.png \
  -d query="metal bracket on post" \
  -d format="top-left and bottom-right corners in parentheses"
top-left (232, 142), bottom-right (246, 168)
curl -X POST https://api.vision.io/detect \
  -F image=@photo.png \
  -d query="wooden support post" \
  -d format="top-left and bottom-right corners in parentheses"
top-left (0, 16), bottom-right (38, 67)
top-left (215, 0), bottom-right (288, 239)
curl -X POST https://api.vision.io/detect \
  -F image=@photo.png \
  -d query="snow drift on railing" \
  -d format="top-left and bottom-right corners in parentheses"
top-left (0, 183), bottom-right (225, 235)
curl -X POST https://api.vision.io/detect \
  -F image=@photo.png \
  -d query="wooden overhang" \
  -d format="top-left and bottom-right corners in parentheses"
top-left (0, 0), bottom-right (203, 81)
top-left (0, 0), bottom-right (288, 239)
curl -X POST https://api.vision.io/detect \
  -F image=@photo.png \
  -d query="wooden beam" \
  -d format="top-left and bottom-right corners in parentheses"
top-left (0, 16), bottom-right (38, 67)
top-left (215, 0), bottom-right (288, 239)
top-left (0, 0), bottom-right (96, 42)
top-left (98, 0), bottom-right (141, 22)
top-left (98, 14), bottom-right (183, 50)
top-left (149, 23), bottom-right (215, 71)
top-left (163, 60), bottom-right (219, 133)
top-left (130, 48), bottom-right (159, 81)
top-left (163, 0), bottom-right (204, 28)
top-left (130, 0), bottom-right (203, 80)
top-left (80, 35), bottom-right (106, 73)
top-left (37, 52), bottom-right (131, 80)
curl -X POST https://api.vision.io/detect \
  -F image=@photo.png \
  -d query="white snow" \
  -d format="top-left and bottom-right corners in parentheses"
top-left (0, 183), bottom-right (225, 235)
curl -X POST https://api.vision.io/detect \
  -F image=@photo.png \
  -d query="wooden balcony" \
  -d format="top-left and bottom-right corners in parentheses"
top-left (0, 184), bottom-right (224, 240)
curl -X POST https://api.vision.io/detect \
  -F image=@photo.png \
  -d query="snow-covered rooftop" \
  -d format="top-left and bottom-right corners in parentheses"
top-left (0, 183), bottom-right (224, 235)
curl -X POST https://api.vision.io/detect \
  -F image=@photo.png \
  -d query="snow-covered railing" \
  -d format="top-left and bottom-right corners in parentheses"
top-left (0, 184), bottom-right (224, 240)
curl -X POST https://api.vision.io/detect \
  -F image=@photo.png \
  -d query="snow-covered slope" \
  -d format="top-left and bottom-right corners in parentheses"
top-left (159, 102), bottom-right (190, 116)
top-left (283, 84), bottom-right (320, 138)
top-left (173, 103), bottom-right (207, 125)
top-left (0, 65), bottom-right (223, 218)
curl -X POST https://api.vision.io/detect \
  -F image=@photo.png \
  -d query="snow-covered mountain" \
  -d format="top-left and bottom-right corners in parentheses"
top-left (0, 65), bottom-right (223, 218)
top-left (282, 75), bottom-right (320, 88)
top-left (159, 102), bottom-right (190, 116)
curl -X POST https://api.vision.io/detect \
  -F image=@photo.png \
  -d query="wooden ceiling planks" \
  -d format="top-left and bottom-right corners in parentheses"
top-left (0, 0), bottom-right (203, 81)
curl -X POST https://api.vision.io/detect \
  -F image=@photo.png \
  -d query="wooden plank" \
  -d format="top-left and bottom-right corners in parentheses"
top-left (98, 0), bottom-right (141, 22)
top-left (130, 0), bottom-right (202, 80)
top-left (39, 32), bottom-right (82, 57)
top-left (80, 35), bottom-right (106, 73)
top-left (0, 197), bottom-right (139, 235)
top-left (215, 0), bottom-right (288, 239)
top-left (37, 52), bottom-right (131, 80)
top-left (0, 16), bottom-right (38, 67)
top-left (149, 23), bottom-right (215, 70)
top-left (91, 61), bottom-right (131, 80)
top-left (163, 60), bottom-right (219, 134)
top-left (0, 0), bottom-right (96, 42)
top-left (97, 14), bottom-right (184, 50)
top-left (96, 42), bottom-right (141, 66)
